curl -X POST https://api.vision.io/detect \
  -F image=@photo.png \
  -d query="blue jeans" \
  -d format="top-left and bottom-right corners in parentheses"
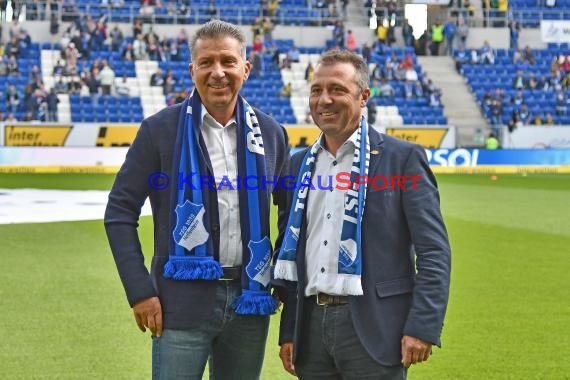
top-left (152, 281), bottom-right (270, 380)
top-left (296, 298), bottom-right (407, 380)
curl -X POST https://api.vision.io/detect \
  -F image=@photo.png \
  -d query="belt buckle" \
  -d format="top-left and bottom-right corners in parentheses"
top-left (316, 293), bottom-right (328, 306)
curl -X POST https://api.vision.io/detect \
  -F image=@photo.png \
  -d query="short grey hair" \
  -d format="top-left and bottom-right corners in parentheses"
top-left (190, 20), bottom-right (247, 59)
top-left (317, 49), bottom-right (369, 92)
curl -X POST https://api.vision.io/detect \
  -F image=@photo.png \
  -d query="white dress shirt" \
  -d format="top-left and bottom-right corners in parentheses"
top-left (200, 107), bottom-right (242, 266)
top-left (304, 130), bottom-right (358, 296)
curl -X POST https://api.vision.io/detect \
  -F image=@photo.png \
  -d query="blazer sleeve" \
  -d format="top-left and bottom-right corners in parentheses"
top-left (401, 145), bottom-right (451, 346)
top-left (104, 120), bottom-right (159, 307)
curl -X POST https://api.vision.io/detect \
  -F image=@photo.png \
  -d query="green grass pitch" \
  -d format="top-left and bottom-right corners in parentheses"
top-left (1, 173), bottom-right (569, 379)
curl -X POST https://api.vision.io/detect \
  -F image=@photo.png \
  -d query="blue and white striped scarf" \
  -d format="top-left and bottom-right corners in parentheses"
top-left (274, 116), bottom-right (370, 295)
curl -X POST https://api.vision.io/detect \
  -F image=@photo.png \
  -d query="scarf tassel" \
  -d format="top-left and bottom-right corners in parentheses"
top-left (233, 290), bottom-right (278, 315)
top-left (273, 260), bottom-right (298, 282)
top-left (163, 256), bottom-right (223, 280)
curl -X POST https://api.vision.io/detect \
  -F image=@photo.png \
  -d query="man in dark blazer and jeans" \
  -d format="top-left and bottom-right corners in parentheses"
top-left (105, 20), bottom-right (288, 379)
top-left (276, 50), bottom-right (451, 379)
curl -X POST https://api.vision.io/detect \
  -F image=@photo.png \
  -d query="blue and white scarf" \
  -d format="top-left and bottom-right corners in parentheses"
top-left (274, 116), bottom-right (370, 295)
top-left (163, 91), bottom-right (277, 315)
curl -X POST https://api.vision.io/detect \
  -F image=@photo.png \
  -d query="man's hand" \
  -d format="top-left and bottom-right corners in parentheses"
top-left (279, 342), bottom-right (296, 376)
top-left (132, 296), bottom-right (163, 337)
top-left (401, 335), bottom-right (432, 368)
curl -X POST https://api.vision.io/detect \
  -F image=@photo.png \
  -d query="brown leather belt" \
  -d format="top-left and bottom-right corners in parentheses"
top-left (313, 292), bottom-right (349, 306)
top-left (220, 266), bottom-right (241, 281)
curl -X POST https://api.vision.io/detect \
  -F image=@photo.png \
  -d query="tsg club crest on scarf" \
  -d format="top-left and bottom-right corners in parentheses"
top-left (173, 200), bottom-right (209, 252)
top-left (246, 236), bottom-right (272, 288)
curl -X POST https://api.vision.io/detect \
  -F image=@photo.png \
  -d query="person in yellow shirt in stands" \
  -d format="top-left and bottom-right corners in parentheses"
top-left (485, 132), bottom-right (500, 149)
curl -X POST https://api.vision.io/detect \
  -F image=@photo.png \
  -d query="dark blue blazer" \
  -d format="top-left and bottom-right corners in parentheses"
top-left (277, 127), bottom-right (451, 366)
top-left (105, 103), bottom-right (289, 330)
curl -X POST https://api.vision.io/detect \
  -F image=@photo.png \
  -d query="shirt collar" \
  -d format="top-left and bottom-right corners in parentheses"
top-left (201, 105), bottom-right (236, 129)
top-left (315, 126), bottom-right (360, 154)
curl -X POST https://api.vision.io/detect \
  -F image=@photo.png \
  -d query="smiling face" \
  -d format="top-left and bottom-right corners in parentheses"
top-left (189, 36), bottom-right (250, 124)
top-left (309, 62), bottom-right (370, 153)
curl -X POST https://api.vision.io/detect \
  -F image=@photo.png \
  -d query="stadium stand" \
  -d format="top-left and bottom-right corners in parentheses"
top-left (462, 45), bottom-right (570, 126)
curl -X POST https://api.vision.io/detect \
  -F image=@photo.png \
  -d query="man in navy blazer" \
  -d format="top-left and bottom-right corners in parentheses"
top-left (277, 50), bottom-right (451, 379)
top-left (105, 20), bottom-right (289, 379)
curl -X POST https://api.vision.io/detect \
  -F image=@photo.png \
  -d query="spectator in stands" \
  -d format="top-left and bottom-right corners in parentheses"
top-left (443, 17), bottom-right (456, 56)
top-left (50, 12), bottom-right (60, 36)
top-left (346, 30), bottom-right (357, 51)
top-left (430, 20), bottom-right (444, 56)
top-left (480, 40), bottom-right (495, 64)
top-left (469, 46), bottom-right (480, 64)
top-left (402, 19), bottom-right (414, 48)
top-left (381, 59), bottom-right (394, 81)
top-left (514, 56), bottom-right (529, 72)
top-left (528, 73), bottom-right (539, 90)
top-left (5, 85), bottom-right (20, 113)
top-left (490, 98), bottom-right (503, 129)
top-left (206, 0), bottom-right (217, 19)
top-left (512, 70), bottom-right (527, 90)
top-left (46, 88), bottom-right (59, 122)
top-left (268, 0), bottom-right (279, 18)
top-left (115, 75), bottom-right (130, 96)
top-left (287, 45), bottom-right (300, 63)
top-left (65, 42), bottom-right (79, 74)
top-left (22, 111), bottom-right (34, 122)
top-left (556, 91), bottom-right (568, 116)
top-left (110, 25), bottom-right (124, 52)
top-left (5, 112), bottom-right (17, 122)
top-left (305, 62), bottom-right (314, 82)
top-left (0, 56), bottom-right (9, 76)
top-left (85, 68), bottom-right (101, 106)
top-left (429, 89), bottom-right (442, 107)
top-left (133, 18), bottom-right (143, 39)
top-left (54, 77), bottom-right (68, 94)
top-left (251, 17), bottom-right (264, 40)
top-left (414, 80), bottom-right (424, 97)
top-left (376, 18), bottom-right (388, 47)
top-left (456, 17), bottom-right (469, 51)
top-left (333, 20), bottom-right (345, 48)
top-left (403, 80), bottom-right (414, 99)
top-left (133, 34), bottom-right (148, 60)
top-left (543, 113), bottom-right (554, 124)
top-left (562, 71), bottom-right (570, 90)
top-left (509, 103), bottom-right (532, 130)
top-left (150, 68), bottom-right (165, 87)
top-left (522, 46), bottom-right (536, 65)
top-left (361, 42), bottom-right (371, 63)
top-left (509, 20), bottom-right (520, 50)
top-left (454, 46), bottom-right (469, 74)
top-left (0, 111), bottom-right (4, 122)
top-left (98, 62), bottom-right (115, 95)
top-left (147, 37), bottom-right (163, 61)
top-left (378, 79), bottom-right (395, 97)
top-left (122, 43), bottom-right (135, 61)
top-left (511, 90), bottom-right (524, 109)
top-left (262, 17), bottom-right (275, 43)
top-left (248, 51), bottom-right (262, 78)
top-left (280, 82), bottom-right (292, 97)
top-left (163, 70), bottom-right (176, 96)
top-left (538, 75), bottom-right (550, 91)
top-left (105, 20), bottom-right (288, 380)
top-left (7, 55), bottom-right (19, 76)
top-left (485, 132), bottom-right (500, 149)
top-left (252, 35), bottom-right (263, 54)
top-left (369, 79), bottom-right (381, 98)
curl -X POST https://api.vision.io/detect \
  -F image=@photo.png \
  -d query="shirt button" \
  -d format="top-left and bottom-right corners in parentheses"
top-left (323, 240), bottom-right (328, 246)
top-left (320, 267), bottom-right (325, 273)
top-left (326, 213), bottom-right (331, 219)
top-left (329, 187), bottom-right (334, 192)
top-left (332, 160), bottom-right (337, 166)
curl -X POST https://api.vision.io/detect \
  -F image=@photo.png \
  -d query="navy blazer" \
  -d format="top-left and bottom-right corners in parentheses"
top-left (277, 127), bottom-right (451, 366)
top-left (105, 103), bottom-right (289, 330)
